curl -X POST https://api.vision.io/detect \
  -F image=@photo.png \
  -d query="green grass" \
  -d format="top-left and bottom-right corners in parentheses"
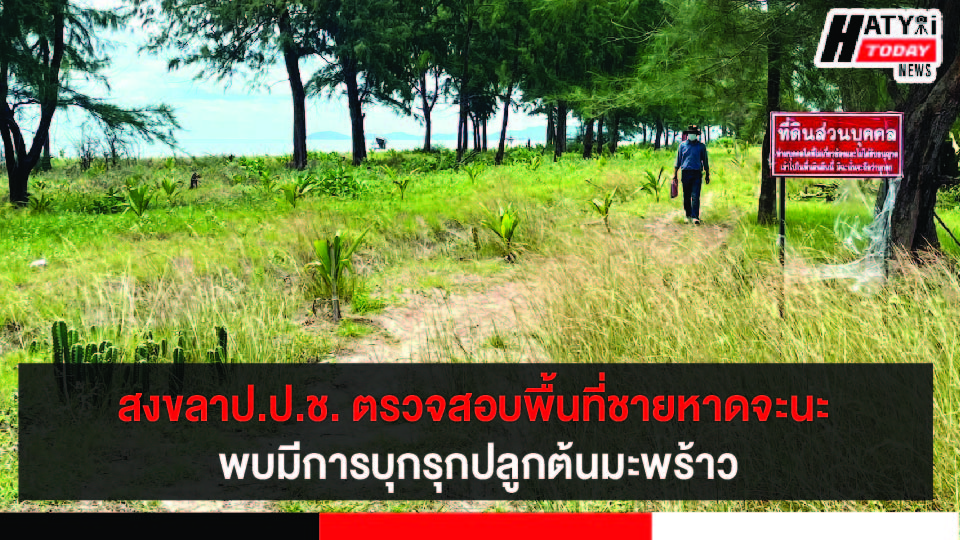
top-left (336, 320), bottom-right (376, 338)
top-left (1, 143), bottom-right (958, 513)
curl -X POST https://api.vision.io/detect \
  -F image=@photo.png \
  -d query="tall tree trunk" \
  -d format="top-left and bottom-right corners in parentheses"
top-left (38, 37), bottom-right (52, 172)
top-left (421, 71), bottom-right (432, 152)
top-left (496, 84), bottom-right (513, 165)
top-left (641, 124), bottom-right (647, 144)
top-left (343, 61), bottom-right (366, 166)
top-left (482, 117), bottom-right (487, 152)
top-left (473, 114), bottom-right (481, 152)
top-left (757, 28), bottom-right (782, 225)
top-left (279, 11), bottom-right (307, 170)
top-left (40, 136), bottom-right (52, 171)
top-left (2, 9), bottom-right (64, 206)
top-left (7, 168), bottom-right (29, 205)
top-left (596, 115), bottom-right (604, 155)
top-left (609, 113), bottom-right (619, 154)
top-left (654, 118), bottom-right (663, 151)
top-left (457, 17), bottom-right (474, 163)
top-left (555, 101), bottom-right (567, 161)
top-left (546, 105), bottom-right (555, 146)
top-left (889, 0), bottom-right (960, 254)
top-left (457, 106), bottom-right (467, 155)
top-left (583, 118), bottom-right (594, 159)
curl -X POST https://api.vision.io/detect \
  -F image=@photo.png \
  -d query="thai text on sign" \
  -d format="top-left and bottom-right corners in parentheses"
top-left (770, 112), bottom-right (903, 178)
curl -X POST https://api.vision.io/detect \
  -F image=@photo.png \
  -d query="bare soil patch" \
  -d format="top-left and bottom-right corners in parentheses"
top-left (334, 278), bottom-right (550, 364)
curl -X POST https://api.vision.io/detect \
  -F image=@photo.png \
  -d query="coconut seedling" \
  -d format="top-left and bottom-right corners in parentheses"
top-left (463, 162), bottom-right (486, 183)
top-left (481, 203), bottom-right (520, 263)
top-left (381, 165), bottom-right (415, 201)
top-left (123, 183), bottom-right (154, 218)
top-left (591, 187), bottom-right (618, 233)
top-left (281, 172), bottom-right (316, 208)
top-left (526, 154), bottom-right (543, 172)
top-left (157, 177), bottom-right (182, 204)
top-left (637, 167), bottom-right (665, 203)
top-left (307, 227), bottom-right (371, 323)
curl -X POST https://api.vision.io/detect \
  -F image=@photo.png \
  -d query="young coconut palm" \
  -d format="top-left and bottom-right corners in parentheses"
top-left (463, 162), bottom-right (486, 183)
top-left (481, 203), bottom-right (520, 263)
top-left (591, 187), bottom-right (618, 233)
top-left (157, 177), bottom-right (182, 204)
top-left (382, 165), bottom-right (417, 201)
top-left (307, 227), bottom-right (371, 322)
top-left (281, 172), bottom-right (316, 208)
top-left (640, 167), bottom-right (666, 202)
top-left (124, 183), bottom-right (154, 219)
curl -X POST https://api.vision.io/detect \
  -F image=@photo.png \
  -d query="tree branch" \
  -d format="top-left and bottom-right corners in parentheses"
top-left (25, 7), bottom-right (66, 168)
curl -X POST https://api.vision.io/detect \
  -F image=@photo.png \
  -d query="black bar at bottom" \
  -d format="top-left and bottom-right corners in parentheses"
top-left (0, 513), bottom-right (318, 538)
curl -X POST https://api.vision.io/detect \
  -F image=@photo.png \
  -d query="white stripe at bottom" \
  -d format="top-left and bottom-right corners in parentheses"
top-left (653, 512), bottom-right (958, 540)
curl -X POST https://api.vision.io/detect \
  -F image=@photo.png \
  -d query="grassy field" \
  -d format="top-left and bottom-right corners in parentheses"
top-left (1, 142), bottom-right (958, 513)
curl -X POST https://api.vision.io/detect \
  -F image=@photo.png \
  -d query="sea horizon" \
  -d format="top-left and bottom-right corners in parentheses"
top-left (48, 136), bottom-right (560, 160)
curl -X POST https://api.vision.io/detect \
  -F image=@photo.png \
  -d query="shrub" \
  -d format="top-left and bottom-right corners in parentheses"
top-left (315, 161), bottom-right (367, 198)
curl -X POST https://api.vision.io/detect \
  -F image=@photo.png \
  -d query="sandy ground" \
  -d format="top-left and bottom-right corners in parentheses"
top-left (334, 281), bottom-right (549, 364)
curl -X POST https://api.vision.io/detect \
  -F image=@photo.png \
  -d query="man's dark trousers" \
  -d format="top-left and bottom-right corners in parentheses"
top-left (681, 169), bottom-right (703, 220)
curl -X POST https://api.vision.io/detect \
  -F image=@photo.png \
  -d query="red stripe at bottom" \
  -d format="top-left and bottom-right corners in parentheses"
top-left (318, 512), bottom-right (652, 540)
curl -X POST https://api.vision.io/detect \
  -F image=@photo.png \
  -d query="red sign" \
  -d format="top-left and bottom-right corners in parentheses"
top-left (318, 513), bottom-right (653, 540)
top-left (770, 112), bottom-right (903, 178)
top-left (855, 39), bottom-right (938, 63)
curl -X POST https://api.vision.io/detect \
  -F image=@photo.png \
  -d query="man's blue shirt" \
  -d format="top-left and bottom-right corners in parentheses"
top-left (675, 140), bottom-right (709, 171)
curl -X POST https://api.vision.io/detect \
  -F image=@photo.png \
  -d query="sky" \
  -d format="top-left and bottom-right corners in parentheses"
top-left (38, 0), bottom-right (556, 158)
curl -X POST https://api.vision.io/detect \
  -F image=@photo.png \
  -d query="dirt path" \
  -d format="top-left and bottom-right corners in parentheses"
top-left (632, 191), bottom-right (733, 265)
top-left (335, 280), bottom-right (549, 364)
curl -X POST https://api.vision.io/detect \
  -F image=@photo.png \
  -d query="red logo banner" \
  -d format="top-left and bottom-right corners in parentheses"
top-left (318, 513), bottom-right (653, 540)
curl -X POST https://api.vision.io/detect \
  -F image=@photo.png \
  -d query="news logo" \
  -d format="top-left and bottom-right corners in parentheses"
top-left (814, 8), bottom-right (942, 84)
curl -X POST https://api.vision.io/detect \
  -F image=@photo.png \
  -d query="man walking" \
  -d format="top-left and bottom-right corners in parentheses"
top-left (673, 125), bottom-right (710, 225)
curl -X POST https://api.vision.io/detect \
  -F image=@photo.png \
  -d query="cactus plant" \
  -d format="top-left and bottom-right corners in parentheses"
top-left (50, 322), bottom-right (230, 398)
top-left (216, 326), bottom-right (228, 363)
top-left (208, 348), bottom-right (226, 382)
top-left (53, 320), bottom-right (68, 365)
top-left (67, 329), bottom-right (79, 349)
top-left (170, 347), bottom-right (186, 395)
top-left (70, 343), bottom-right (84, 364)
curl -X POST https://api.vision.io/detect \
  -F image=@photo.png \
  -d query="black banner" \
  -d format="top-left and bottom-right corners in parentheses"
top-left (18, 363), bottom-right (932, 501)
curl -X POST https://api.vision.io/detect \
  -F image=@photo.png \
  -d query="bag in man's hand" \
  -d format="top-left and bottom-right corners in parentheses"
top-left (670, 177), bottom-right (678, 199)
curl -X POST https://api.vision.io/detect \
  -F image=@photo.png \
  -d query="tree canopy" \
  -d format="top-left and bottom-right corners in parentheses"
top-left (2, 0), bottom-right (179, 204)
